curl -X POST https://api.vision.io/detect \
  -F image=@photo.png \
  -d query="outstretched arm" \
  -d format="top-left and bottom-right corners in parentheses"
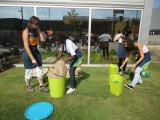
top-left (120, 53), bottom-right (130, 70)
top-left (113, 34), bottom-right (120, 42)
top-left (56, 50), bottom-right (63, 63)
top-left (131, 43), bottom-right (144, 69)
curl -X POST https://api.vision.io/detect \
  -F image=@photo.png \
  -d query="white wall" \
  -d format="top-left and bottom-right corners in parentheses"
top-left (150, 7), bottom-right (160, 30)
top-left (139, 0), bottom-right (153, 45)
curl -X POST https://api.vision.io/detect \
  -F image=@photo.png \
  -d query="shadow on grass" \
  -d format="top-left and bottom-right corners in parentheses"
top-left (34, 71), bottom-right (90, 91)
top-left (65, 71), bottom-right (90, 90)
top-left (32, 72), bottom-right (49, 87)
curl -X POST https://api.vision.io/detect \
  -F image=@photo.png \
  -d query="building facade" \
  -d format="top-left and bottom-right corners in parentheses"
top-left (0, 0), bottom-right (153, 65)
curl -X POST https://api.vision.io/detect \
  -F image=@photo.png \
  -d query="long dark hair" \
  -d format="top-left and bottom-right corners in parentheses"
top-left (27, 16), bottom-right (40, 37)
top-left (123, 37), bottom-right (135, 52)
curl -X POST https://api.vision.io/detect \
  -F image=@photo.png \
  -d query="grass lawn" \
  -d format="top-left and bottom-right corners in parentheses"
top-left (0, 63), bottom-right (160, 120)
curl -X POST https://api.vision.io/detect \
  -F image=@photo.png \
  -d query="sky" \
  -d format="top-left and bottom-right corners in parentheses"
top-left (0, 0), bottom-right (160, 20)
top-left (153, 0), bottom-right (160, 8)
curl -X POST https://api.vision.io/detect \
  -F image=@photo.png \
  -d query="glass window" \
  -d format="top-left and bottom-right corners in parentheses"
top-left (36, 7), bottom-right (89, 64)
top-left (0, 6), bottom-right (34, 65)
top-left (0, 6), bottom-right (141, 65)
top-left (90, 9), bottom-right (141, 64)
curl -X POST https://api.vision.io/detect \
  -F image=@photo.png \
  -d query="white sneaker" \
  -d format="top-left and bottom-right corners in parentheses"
top-left (79, 74), bottom-right (83, 78)
top-left (119, 71), bottom-right (123, 75)
top-left (66, 88), bottom-right (75, 94)
top-left (67, 85), bottom-right (71, 89)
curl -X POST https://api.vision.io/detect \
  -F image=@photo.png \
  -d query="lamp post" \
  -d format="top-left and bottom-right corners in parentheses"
top-left (19, 7), bottom-right (23, 20)
top-left (48, 8), bottom-right (50, 20)
top-left (19, 7), bottom-right (23, 31)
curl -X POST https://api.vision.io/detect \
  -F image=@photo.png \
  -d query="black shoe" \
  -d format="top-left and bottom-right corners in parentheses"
top-left (124, 84), bottom-right (134, 89)
top-left (137, 82), bottom-right (143, 85)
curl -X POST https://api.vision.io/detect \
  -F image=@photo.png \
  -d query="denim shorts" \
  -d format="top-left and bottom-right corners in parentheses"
top-left (137, 51), bottom-right (151, 67)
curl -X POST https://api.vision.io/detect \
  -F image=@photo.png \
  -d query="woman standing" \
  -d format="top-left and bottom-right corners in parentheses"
top-left (22, 16), bottom-right (49, 92)
top-left (120, 38), bottom-right (151, 89)
top-left (113, 30), bottom-right (129, 75)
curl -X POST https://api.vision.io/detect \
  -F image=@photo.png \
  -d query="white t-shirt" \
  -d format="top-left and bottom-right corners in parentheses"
top-left (116, 33), bottom-right (124, 43)
top-left (59, 39), bottom-right (78, 56)
top-left (99, 33), bottom-right (112, 42)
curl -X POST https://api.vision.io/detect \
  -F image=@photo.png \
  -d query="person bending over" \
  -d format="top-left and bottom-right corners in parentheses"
top-left (55, 34), bottom-right (83, 94)
top-left (120, 37), bottom-right (151, 89)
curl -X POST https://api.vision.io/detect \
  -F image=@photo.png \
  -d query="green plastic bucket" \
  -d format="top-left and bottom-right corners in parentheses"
top-left (95, 53), bottom-right (101, 61)
top-left (109, 74), bottom-right (124, 96)
top-left (91, 52), bottom-right (101, 62)
top-left (109, 64), bottom-right (119, 77)
top-left (48, 77), bottom-right (66, 98)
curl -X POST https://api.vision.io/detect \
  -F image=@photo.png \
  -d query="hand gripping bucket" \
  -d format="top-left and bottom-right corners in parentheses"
top-left (108, 64), bottom-right (119, 77)
top-left (109, 74), bottom-right (124, 96)
top-left (48, 77), bottom-right (66, 98)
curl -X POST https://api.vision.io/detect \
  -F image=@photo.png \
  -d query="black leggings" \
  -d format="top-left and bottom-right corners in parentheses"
top-left (118, 58), bottom-right (127, 71)
top-left (102, 47), bottom-right (109, 58)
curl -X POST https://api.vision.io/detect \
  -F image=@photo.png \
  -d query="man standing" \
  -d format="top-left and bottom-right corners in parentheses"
top-left (98, 30), bottom-right (112, 60)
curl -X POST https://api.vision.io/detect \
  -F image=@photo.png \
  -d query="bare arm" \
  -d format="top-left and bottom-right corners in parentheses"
top-left (120, 53), bottom-right (130, 70)
top-left (131, 43), bottom-right (144, 69)
top-left (22, 28), bottom-right (37, 64)
top-left (56, 50), bottom-right (63, 62)
top-left (37, 27), bottom-right (45, 42)
top-left (113, 34), bottom-right (120, 42)
top-left (39, 31), bottom-right (45, 42)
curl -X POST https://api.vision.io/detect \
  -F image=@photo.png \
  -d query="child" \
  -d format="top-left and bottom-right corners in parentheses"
top-left (55, 34), bottom-right (83, 94)
top-left (113, 30), bottom-right (128, 75)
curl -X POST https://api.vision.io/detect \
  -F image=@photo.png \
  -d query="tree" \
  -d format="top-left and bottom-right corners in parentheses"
top-left (64, 9), bottom-right (80, 35)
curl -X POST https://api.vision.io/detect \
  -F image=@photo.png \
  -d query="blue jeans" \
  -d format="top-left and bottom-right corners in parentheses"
top-left (69, 48), bottom-right (82, 88)
top-left (69, 67), bottom-right (77, 88)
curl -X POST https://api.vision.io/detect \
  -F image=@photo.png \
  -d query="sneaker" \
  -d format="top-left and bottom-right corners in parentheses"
top-left (79, 74), bottom-right (83, 78)
top-left (26, 86), bottom-right (34, 92)
top-left (124, 84), bottom-right (134, 89)
top-left (67, 85), bottom-right (71, 89)
top-left (39, 86), bottom-right (49, 92)
top-left (119, 71), bottom-right (123, 76)
top-left (66, 88), bottom-right (75, 94)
